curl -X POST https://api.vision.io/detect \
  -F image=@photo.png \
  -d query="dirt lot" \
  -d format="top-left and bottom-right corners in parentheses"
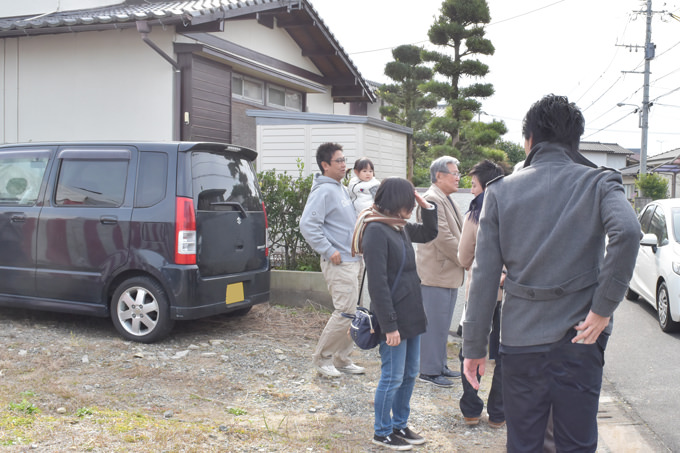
top-left (0, 302), bottom-right (506, 452)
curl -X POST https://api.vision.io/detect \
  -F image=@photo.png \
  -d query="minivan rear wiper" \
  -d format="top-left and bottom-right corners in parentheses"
top-left (210, 201), bottom-right (247, 217)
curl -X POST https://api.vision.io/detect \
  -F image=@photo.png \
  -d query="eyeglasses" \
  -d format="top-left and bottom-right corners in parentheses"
top-left (441, 170), bottom-right (461, 177)
top-left (331, 158), bottom-right (346, 164)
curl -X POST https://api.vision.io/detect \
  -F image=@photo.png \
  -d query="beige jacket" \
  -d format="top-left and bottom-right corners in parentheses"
top-left (458, 212), bottom-right (503, 302)
top-left (415, 184), bottom-right (464, 288)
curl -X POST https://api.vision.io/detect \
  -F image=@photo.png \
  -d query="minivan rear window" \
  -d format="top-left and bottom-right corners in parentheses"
top-left (191, 151), bottom-right (263, 212)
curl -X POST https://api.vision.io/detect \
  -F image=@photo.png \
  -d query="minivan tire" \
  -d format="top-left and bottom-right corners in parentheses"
top-left (111, 276), bottom-right (175, 343)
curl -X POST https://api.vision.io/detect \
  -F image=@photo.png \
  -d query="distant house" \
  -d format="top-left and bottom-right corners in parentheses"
top-left (0, 0), bottom-right (409, 177)
top-left (577, 142), bottom-right (636, 200)
top-left (622, 148), bottom-right (680, 199)
top-left (578, 141), bottom-right (632, 169)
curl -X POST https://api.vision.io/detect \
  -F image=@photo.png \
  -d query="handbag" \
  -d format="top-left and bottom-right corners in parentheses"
top-left (342, 235), bottom-right (407, 349)
top-left (342, 268), bottom-right (381, 349)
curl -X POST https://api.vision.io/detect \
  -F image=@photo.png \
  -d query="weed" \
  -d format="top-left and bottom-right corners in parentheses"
top-left (228, 407), bottom-right (247, 416)
top-left (8, 399), bottom-right (39, 415)
top-left (76, 407), bottom-right (93, 417)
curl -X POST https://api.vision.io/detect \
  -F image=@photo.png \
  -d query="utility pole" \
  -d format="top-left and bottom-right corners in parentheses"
top-left (640, 0), bottom-right (653, 175)
top-left (617, 0), bottom-right (656, 175)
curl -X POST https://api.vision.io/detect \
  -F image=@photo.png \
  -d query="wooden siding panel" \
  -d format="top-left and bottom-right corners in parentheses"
top-left (189, 57), bottom-right (231, 143)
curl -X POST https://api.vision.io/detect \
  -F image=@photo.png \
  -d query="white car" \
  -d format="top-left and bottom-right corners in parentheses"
top-left (627, 198), bottom-right (680, 332)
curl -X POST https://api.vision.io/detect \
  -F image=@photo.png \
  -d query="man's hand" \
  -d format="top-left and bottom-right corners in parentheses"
top-left (463, 358), bottom-right (486, 390)
top-left (572, 310), bottom-right (610, 344)
top-left (385, 330), bottom-right (401, 346)
top-left (329, 251), bottom-right (342, 265)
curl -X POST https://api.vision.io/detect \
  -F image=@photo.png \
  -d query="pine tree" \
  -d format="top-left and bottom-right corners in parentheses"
top-left (421, 0), bottom-right (496, 157)
top-left (379, 45), bottom-right (438, 181)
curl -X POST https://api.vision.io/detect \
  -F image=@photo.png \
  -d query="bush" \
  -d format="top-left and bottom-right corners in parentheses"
top-left (258, 160), bottom-right (320, 271)
top-left (635, 173), bottom-right (668, 200)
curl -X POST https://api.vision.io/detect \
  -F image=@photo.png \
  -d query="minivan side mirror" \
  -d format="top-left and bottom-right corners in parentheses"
top-left (640, 233), bottom-right (658, 253)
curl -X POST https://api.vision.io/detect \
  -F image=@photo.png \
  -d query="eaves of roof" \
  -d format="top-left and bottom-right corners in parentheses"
top-left (0, 0), bottom-right (375, 103)
top-left (578, 141), bottom-right (632, 155)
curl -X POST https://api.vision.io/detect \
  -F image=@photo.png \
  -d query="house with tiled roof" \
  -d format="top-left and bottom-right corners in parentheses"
top-left (576, 141), bottom-right (636, 200)
top-left (578, 141), bottom-right (632, 169)
top-left (621, 147), bottom-right (680, 199)
top-left (0, 0), bottom-right (409, 177)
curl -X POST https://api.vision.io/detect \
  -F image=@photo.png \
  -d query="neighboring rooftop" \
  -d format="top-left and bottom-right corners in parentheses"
top-left (579, 141), bottom-right (633, 155)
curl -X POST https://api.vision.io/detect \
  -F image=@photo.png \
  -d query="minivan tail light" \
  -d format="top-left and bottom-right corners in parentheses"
top-left (175, 197), bottom-right (196, 265)
top-left (262, 201), bottom-right (269, 257)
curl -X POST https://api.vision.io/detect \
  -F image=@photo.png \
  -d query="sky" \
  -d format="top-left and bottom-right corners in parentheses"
top-left (310, 0), bottom-right (680, 156)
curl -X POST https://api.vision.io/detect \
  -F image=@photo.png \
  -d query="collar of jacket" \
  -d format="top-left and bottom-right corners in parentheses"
top-left (524, 141), bottom-right (597, 168)
top-left (429, 183), bottom-right (451, 199)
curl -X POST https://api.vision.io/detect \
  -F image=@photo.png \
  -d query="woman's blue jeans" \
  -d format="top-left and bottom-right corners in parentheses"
top-left (374, 335), bottom-right (421, 437)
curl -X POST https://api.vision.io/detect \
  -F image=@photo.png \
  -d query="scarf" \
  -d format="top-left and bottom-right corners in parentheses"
top-left (351, 206), bottom-right (407, 256)
top-left (467, 191), bottom-right (485, 225)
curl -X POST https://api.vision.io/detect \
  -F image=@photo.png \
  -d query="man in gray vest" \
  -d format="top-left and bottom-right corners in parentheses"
top-left (463, 95), bottom-right (641, 452)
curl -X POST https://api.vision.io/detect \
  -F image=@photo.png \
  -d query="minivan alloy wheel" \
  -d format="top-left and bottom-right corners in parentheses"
top-left (111, 277), bottom-right (174, 343)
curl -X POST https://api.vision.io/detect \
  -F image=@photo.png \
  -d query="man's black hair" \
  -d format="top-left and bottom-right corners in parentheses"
top-left (316, 142), bottom-right (343, 174)
top-left (374, 177), bottom-right (415, 216)
top-left (522, 94), bottom-right (585, 152)
top-left (469, 160), bottom-right (504, 189)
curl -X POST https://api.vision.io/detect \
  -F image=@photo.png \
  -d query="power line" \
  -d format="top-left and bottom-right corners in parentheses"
top-left (583, 112), bottom-right (636, 140)
top-left (486, 0), bottom-right (567, 27)
top-left (347, 0), bottom-right (570, 56)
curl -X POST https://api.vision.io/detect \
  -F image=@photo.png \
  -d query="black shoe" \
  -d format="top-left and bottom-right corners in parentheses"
top-left (418, 374), bottom-right (453, 387)
top-left (372, 434), bottom-right (413, 450)
top-left (442, 366), bottom-right (461, 378)
top-left (393, 427), bottom-right (426, 445)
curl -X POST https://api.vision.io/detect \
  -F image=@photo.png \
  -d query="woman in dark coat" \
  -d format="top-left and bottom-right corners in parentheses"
top-left (353, 177), bottom-right (438, 450)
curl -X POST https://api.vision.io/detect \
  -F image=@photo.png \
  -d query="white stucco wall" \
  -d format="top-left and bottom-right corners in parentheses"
top-left (1, 28), bottom-right (176, 144)
top-left (215, 20), bottom-right (321, 76)
top-left (581, 152), bottom-right (628, 170)
top-left (306, 91), bottom-right (335, 114)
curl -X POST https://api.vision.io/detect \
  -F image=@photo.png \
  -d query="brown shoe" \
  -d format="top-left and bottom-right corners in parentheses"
top-left (488, 420), bottom-right (506, 429)
top-left (464, 416), bottom-right (480, 426)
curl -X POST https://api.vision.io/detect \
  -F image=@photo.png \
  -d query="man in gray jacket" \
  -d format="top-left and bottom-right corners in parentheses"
top-left (301, 142), bottom-right (364, 378)
top-left (463, 95), bottom-right (641, 452)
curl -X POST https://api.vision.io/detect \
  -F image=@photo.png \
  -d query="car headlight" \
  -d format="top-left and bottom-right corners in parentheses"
top-left (673, 262), bottom-right (680, 275)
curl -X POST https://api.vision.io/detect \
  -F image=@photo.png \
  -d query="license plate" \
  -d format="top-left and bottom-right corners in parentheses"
top-left (225, 282), bottom-right (244, 305)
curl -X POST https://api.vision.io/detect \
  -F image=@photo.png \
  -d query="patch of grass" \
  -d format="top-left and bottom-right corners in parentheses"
top-left (8, 399), bottom-right (40, 415)
top-left (76, 407), bottom-right (93, 417)
top-left (228, 407), bottom-right (247, 416)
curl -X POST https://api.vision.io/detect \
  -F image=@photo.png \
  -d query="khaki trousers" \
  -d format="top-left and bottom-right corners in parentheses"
top-left (312, 259), bottom-right (361, 368)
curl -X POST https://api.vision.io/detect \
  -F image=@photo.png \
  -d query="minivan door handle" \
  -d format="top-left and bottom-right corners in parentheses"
top-left (100, 215), bottom-right (118, 225)
top-left (10, 213), bottom-right (26, 223)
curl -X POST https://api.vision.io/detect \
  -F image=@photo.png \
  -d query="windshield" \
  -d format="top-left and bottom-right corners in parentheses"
top-left (672, 208), bottom-right (680, 243)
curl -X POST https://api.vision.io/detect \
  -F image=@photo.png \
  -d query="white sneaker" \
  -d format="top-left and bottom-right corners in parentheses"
top-left (337, 363), bottom-right (365, 374)
top-left (316, 364), bottom-right (341, 377)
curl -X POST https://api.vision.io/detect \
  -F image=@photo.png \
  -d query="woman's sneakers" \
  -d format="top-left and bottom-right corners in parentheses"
top-left (372, 428), bottom-right (426, 450)
top-left (372, 434), bottom-right (412, 450)
top-left (392, 427), bottom-right (426, 445)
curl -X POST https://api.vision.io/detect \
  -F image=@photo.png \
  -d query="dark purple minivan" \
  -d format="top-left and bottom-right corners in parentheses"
top-left (0, 142), bottom-right (269, 342)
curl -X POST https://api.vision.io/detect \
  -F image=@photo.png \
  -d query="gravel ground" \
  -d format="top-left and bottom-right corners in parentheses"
top-left (0, 302), bottom-right (506, 452)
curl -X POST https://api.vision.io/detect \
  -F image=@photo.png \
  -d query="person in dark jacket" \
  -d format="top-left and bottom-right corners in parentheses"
top-left (463, 95), bottom-right (642, 452)
top-left (353, 177), bottom-right (438, 451)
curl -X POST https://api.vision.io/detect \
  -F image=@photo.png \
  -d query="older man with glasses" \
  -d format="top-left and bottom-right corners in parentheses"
top-left (415, 155), bottom-right (465, 387)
